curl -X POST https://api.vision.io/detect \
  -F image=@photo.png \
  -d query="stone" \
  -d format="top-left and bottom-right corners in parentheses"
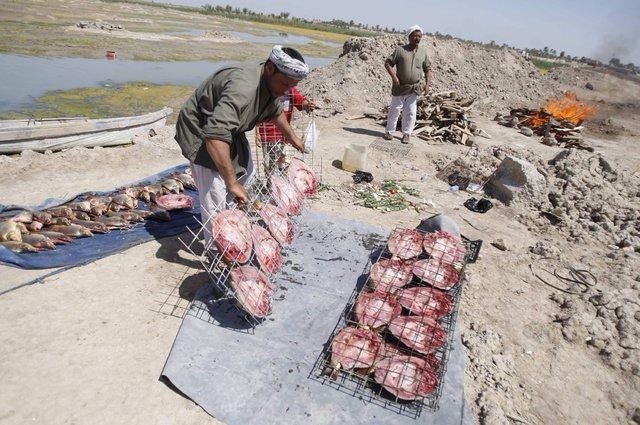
top-left (491, 239), bottom-right (508, 251)
top-left (519, 126), bottom-right (534, 137)
top-left (484, 155), bottom-right (548, 207)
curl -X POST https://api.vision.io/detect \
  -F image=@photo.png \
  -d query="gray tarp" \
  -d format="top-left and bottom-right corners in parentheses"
top-left (161, 212), bottom-right (472, 425)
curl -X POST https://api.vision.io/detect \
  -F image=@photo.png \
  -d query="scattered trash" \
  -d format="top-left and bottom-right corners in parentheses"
top-left (449, 185), bottom-right (459, 192)
top-left (352, 170), bottom-right (373, 183)
top-left (466, 183), bottom-right (483, 193)
top-left (463, 197), bottom-right (493, 213)
top-left (447, 170), bottom-right (471, 190)
top-left (436, 158), bottom-right (490, 193)
top-left (421, 198), bottom-right (436, 207)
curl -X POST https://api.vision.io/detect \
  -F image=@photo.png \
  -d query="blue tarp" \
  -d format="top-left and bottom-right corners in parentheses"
top-left (0, 164), bottom-right (200, 270)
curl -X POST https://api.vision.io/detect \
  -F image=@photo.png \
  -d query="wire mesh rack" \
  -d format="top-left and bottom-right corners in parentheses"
top-left (369, 138), bottom-right (413, 157)
top-left (178, 112), bottom-right (322, 330)
top-left (311, 227), bottom-right (475, 418)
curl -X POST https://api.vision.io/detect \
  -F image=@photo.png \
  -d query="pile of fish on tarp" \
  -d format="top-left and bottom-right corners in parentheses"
top-left (211, 158), bottom-right (318, 320)
top-left (327, 228), bottom-right (466, 402)
top-left (0, 169), bottom-right (196, 253)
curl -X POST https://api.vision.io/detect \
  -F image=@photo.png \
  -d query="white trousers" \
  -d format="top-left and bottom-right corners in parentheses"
top-left (191, 156), bottom-right (254, 246)
top-left (385, 93), bottom-right (418, 135)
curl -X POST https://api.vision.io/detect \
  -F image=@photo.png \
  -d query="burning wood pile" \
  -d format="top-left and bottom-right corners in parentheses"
top-left (368, 91), bottom-right (489, 145)
top-left (495, 92), bottom-right (596, 152)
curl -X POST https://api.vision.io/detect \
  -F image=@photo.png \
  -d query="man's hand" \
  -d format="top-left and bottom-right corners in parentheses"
top-left (288, 135), bottom-right (305, 153)
top-left (302, 99), bottom-right (316, 112)
top-left (227, 181), bottom-right (249, 204)
top-left (392, 76), bottom-right (400, 86)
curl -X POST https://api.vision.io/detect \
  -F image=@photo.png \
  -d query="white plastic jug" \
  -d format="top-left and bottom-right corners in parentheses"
top-left (342, 144), bottom-right (367, 173)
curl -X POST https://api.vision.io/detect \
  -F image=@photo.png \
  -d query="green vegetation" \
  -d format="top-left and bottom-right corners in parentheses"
top-left (353, 180), bottom-right (421, 213)
top-left (0, 83), bottom-right (192, 122)
top-left (531, 57), bottom-right (567, 73)
top-left (101, 0), bottom-right (379, 39)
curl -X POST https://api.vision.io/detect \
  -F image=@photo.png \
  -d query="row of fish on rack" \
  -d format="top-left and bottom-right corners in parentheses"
top-left (210, 158), bottom-right (318, 319)
top-left (327, 229), bottom-right (467, 402)
top-left (0, 169), bottom-right (197, 253)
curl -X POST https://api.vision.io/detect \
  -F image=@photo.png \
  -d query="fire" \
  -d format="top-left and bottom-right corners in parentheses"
top-left (545, 92), bottom-right (596, 124)
top-left (526, 92), bottom-right (596, 129)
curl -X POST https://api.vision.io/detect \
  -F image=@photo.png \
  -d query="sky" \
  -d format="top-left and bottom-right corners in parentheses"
top-left (164, 0), bottom-right (640, 64)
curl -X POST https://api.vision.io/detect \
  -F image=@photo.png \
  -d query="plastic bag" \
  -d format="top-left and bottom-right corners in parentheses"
top-left (304, 119), bottom-right (318, 152)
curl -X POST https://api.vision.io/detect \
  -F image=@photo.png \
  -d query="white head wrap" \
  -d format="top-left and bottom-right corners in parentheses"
top-left (407, 25), bottom-right (423, 36)
top-left (268, 45), bottom-right (309, 80)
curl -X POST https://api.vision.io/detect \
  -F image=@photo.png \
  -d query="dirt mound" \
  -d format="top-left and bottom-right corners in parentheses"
top-left (301, 34), bottom-right (558, 116)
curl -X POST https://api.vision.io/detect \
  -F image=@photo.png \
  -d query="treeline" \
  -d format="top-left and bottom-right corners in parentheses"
top-left (101, 0), bottom-right (381, 37)
top-left (101, 0), bottom-right (638, 75)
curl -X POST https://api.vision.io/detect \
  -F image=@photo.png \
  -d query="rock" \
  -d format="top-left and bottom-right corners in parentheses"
top-left (519, 126), bottom-right (534, 137)
top-left (491, 239), bottom-right (508, 251)
top-left (359, 52), bottom-right (369, 61)
top-left (529, 241), bottom-right (560, 256)
top-left (585, 82), bottom-right (594, 90)
top-left (20, 149), bottom-right (40, 159)
top-left (589, 292), bottom-right (612, 306)
top-left (484, 156), bottom-right (548, 207)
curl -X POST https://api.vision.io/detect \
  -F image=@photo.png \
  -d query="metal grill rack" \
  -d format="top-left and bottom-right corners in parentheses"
top-left (311, 227), bottom-right (473, 418)
top-left (369, 138), bottom-right (413, 157)
top-left (179, 118), bottom-right (322, 329)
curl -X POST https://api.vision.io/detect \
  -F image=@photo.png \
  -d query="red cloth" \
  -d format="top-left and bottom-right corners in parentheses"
top-left (256, 87), bottom-right (306, 143)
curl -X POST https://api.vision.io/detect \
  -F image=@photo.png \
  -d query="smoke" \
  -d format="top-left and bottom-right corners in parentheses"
top-left (590, 30), bottom-right (640, 65)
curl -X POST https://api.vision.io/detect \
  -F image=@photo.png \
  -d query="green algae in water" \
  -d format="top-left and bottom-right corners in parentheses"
top-left (0, 82), bottom-right (193, 121)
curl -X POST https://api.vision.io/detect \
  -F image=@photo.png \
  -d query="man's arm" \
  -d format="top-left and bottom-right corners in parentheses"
top-left (423, 68), bottom-right (432, 96)
top-left (291, 88), bottom-right (316, 112)
top-left (272, 111), bottom-right (305, 152)
top-left (385, 60), bottom-right (400, 86)
top-left (204, 138), bottom-right (249, 203)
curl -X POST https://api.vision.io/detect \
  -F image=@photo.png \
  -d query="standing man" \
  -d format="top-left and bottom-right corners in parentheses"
top-left (383, 25), bottom-right (431, 144)
top-left (256, 87), bottom-right (315, 179)
top-left (175, 45), bottom-right (308, 242)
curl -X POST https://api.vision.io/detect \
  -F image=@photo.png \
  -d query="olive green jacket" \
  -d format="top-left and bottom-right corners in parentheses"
top-left (175, 62), bottom-right (283, 176)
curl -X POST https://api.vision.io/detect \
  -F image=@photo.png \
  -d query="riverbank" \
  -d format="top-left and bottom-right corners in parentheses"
top-left (0, 0), bottom-right (343, 61)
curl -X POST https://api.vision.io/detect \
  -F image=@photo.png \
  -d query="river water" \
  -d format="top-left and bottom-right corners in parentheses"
top-left (0, 53), bottom-right (336, 112)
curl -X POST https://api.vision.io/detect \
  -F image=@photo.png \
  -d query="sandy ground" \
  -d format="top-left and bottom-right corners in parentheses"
top-left (1, 104), bottom-right (638, 424)
top-left (1, 1), bottom-right (639, 424)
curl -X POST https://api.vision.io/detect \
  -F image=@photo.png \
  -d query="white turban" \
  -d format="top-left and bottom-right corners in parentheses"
top-left (268, 45), bottom-right (309, 80)
top-left (407, 25), bottom-right (423, 36)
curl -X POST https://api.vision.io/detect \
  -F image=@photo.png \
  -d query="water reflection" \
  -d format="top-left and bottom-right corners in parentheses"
top-left (0, 54), bottom-right (336, 111)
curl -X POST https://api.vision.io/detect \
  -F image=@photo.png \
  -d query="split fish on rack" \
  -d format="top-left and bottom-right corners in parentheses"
top-left (212, 209), bottom-right (253, 264)
top-left (229, 265), bottom-right (275, 318)
top-left (270, 175), bottom-right (303, 215)
top-left (287, 158), bottom-right (318, 197)
top-left (250, 223), bottom-right (283, 274)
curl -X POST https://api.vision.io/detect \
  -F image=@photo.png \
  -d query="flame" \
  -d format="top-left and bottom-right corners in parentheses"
top-left (545, 92), bottom-right (596, 125)
top-left (527, 92), bottom-right (596, 129)
top-left (527, 112), bottom-right (549, 128)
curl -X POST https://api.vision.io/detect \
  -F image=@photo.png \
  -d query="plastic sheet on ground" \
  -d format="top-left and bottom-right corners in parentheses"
top-left (161, 211), bottom-right (472, 425)
top-left (0, 164), bottom-right (199, 270)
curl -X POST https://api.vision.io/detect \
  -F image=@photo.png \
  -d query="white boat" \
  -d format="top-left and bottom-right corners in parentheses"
top-left (0, 107), bottom-right (172, 154)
